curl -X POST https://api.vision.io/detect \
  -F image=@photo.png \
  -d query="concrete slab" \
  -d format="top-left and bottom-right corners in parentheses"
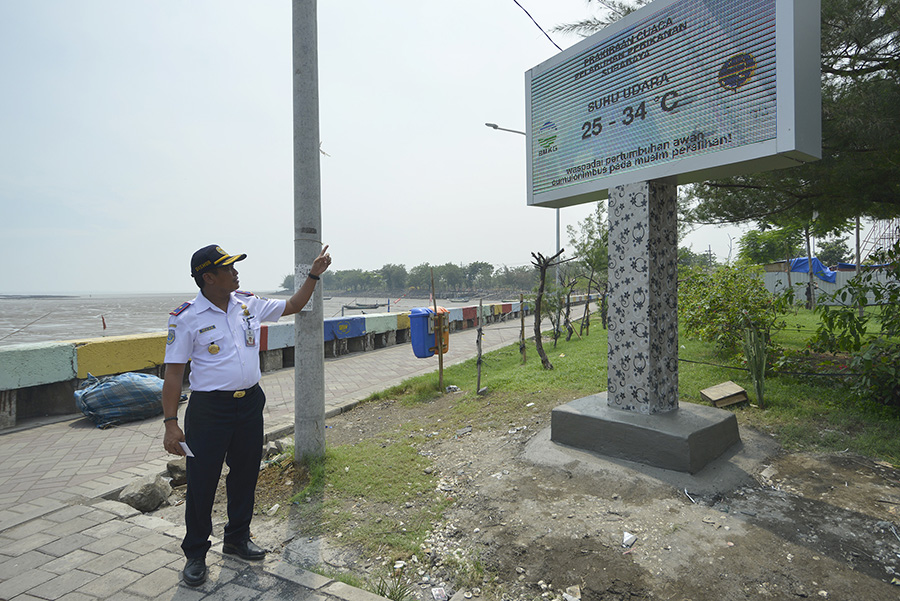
top-left (550, 393), bottom-right (740, 474)
top-left (526, 423), bottom-right (779, 498)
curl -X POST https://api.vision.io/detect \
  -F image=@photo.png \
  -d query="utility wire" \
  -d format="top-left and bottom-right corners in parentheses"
top-left (677, 357), bottom-right (855, 378)
top-left (476, 338), bottom-right (857, 377)
top-left (512, 0), bottom-right (563, 51)
top-left (0, 312), bottom-right (52, 342)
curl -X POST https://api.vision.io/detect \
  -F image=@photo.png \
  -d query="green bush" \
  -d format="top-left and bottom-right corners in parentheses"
top-left (809, 301), bottom-right (870, 353)
top-left (814, 240), bottom-right (900, 343)
top-left (680, 265), bottom-right (788, 355)
top-left (850, 339), bottom-right (900, 407)
top-left (809, 240), bottom-right (900, 406)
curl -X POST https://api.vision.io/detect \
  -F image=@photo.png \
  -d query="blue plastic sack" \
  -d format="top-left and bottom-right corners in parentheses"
top-left (75, 372), bottom-right (164, 429)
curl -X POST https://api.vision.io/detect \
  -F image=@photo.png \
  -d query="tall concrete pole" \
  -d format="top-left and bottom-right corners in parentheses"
top-left (555, 207), bottom-right (560, 285)
top-left (292, 0), bottom-right (325, 459)
top-left (856, 216), bottom-right (863, 318)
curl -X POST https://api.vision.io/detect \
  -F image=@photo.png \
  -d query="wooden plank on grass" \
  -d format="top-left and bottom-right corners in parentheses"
top-left (700, 381), bottom-right (749, 408)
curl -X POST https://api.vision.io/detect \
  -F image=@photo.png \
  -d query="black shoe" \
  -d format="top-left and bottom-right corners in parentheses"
top-left (223, 539), bottom-right (267, 560)
top-left (183, 557), bottom-right (207, 587)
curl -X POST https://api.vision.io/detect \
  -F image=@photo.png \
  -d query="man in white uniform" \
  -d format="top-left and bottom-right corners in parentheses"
top-left (161, 243), bottom-right (331, 587)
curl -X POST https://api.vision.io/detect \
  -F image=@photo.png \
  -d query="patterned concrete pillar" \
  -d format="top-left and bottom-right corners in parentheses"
top-left (607, 180), bottom-right (679, 414)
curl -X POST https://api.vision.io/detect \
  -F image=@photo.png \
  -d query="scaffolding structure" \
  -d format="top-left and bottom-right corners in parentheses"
top-left (860, 218), bottom-right (900, 262)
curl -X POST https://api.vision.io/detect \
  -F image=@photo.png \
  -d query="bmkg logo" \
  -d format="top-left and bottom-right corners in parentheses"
top-left (538, 121), bottom-right (558, 156)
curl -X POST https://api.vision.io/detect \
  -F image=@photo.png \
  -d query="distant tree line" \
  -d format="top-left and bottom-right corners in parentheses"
top-left (277, 202), bottom-right (724, 298)
top-left (736, 229), bottom-right (852, 267)
top-left (279, 262), bottom-right (540, 297)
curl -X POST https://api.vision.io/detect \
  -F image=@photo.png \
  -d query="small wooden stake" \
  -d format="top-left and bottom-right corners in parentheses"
top-left (580, 267), bottom-right (594, 336)
top-left (476, 299), bottom-right (484, 392)
top-left (431, 268), bottom-right (444, 392)
top-left (519, 293), bottom-right (527, 364)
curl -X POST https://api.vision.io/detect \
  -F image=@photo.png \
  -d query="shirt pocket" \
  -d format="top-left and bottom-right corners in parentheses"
top-left (197, 329), bottom-right (225, 350)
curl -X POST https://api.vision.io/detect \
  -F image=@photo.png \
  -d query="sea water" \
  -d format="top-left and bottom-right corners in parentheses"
top-left (0, 293), bottom-right (472, 347)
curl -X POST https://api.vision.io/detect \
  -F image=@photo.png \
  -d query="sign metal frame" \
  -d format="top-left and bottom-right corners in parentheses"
top-left (525, 0), bottom-right (821, 208)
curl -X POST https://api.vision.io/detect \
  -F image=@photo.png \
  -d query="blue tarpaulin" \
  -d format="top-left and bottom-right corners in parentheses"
top-left (324, 316), bottom-right (366, 341)
top-left (788, 257), bottom-right (837, 283)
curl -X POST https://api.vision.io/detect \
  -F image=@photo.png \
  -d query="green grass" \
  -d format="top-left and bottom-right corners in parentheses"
top-left (305, 565), bottom-right (417, 601)
top-left (289, 437), bottom-right (451, 559)
top-left (285, 310), bottom-right (900, 579)
top-left (367, 332), bottom-right (609, 435)
top-left (776, 306), bottom-right (894, 350)
top-left (776, 308), bottom-right (822, 350)
top-left (679, 308), bottom-right (900, 461)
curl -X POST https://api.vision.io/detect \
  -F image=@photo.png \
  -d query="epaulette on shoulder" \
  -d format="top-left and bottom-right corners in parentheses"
top-left (238, 289), bottom-right (269, 301)
top-left (170, 301), bottom-right (192, 316)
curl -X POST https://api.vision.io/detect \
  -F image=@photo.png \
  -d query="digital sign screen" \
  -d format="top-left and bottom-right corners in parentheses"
top-left (526, 0), bottom-right (820, 208)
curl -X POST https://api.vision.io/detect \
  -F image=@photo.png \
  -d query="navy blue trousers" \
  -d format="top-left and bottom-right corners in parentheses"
top-left (181, 384), bottom-right (265, 559)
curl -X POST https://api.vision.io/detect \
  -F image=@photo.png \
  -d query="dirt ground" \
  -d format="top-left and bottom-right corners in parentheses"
top-left (157, 394), bottom-right (900, 601)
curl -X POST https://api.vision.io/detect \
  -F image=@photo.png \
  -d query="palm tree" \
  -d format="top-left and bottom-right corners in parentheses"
top-left (551, 1), bottom-right (648, 38)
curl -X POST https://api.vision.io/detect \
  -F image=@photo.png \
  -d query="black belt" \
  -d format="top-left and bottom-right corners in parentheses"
top-left (193, 383), bottom-right (260, 399)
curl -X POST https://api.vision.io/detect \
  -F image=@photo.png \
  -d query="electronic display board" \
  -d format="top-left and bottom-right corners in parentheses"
top-left (526, 0), bottom-right (821, 208)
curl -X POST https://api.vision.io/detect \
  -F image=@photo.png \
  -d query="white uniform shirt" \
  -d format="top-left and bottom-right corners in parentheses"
top-left (164, 290), bottom-right (286, 392)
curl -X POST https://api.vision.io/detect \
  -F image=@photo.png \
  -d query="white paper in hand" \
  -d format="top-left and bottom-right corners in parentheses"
top-left (179, 442), bottom-right (195, 457)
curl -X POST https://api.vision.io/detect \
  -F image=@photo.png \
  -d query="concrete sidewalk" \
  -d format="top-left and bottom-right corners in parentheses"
top-left (0, 316), bottom-right (529, 600)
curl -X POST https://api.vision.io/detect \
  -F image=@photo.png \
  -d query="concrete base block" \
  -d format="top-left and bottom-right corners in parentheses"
top-left (260, 349), bottom-right (284, 373)
top-left (16, 381), bottom-right (77, 421)
top-left (374, 331), bottom-right (396, 349)
top-left (324, 339), bottom-right (348, 358)
top-left (282, 346), bottom-right (295, 368)
top-left (1, 389), bottom-right (15, 429)
top-left (348, 333), bottom-right (375, 353)
top-left (551, 393), bottom-right (740, 474)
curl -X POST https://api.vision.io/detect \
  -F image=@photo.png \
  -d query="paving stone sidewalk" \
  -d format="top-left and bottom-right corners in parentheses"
top-left (0, 316), bottom-right (529, 600)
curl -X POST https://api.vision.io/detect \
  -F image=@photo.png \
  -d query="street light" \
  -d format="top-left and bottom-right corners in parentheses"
top-left (485, 122), bottom-right (526, 136)
top-left (484, 122), bottom-right (561, 283)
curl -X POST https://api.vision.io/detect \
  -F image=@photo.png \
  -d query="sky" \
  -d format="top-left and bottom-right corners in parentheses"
top-left (0, 0), bottom-right (748, 295)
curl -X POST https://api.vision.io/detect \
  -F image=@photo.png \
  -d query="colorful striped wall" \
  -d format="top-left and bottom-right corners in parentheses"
top-left (0, 297), bottom-right (601, 429)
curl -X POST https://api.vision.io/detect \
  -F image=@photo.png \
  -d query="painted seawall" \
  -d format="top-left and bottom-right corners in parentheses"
top-left (1, 298), bottom-right (587, 430)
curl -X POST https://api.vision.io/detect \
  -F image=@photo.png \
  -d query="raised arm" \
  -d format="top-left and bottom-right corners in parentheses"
top-left (283, 245), bottom-right (332, 316)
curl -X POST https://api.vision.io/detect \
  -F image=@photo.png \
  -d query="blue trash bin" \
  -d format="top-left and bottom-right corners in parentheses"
top-left (409, 307), bottom-right (435, 358)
